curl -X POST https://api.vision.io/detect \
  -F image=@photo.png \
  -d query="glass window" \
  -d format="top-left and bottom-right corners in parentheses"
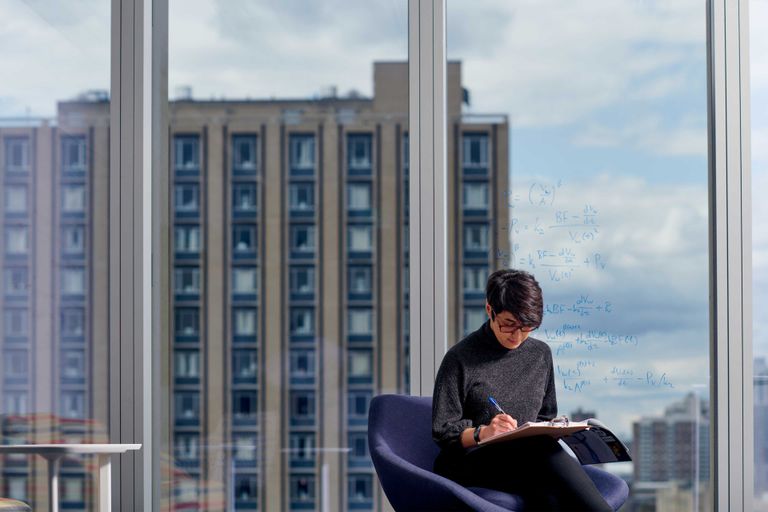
top-left (61, 477), bottom-right (85, 504)
top-left (462, 134), bottom-right (488, 168)
top-left (348, 183), bottom-right (372, 211)
top-left (463, 182), bottom-right (488, 210)
top-left (290, 349), bottom-right (315, 378)
top-left (463, 307), bottom-right (487, 335)
top-left (5, 137), bottom-right (30, 172)
top-left (233, 350), bottom-right (258, 380)
top-left (233, 308), bottom-right (257, 336)
top-left (174, 225), bottom-right (201, 253)
top-left (233, 267), bottom-right (258, 294)
top-left (290, 135), bottom-right (315, 169)
top-left (348, 474), bottom-right (373, 502)
top-left (3, 267), bottom-right (28, 295)
top-left (4, 185), bottom-right (27, 213)
top-left (175, 434), bottom-right (199, 461)
top-left (175, 307), bottom-right (200, 336)
top-left (62, 184), bottom-right (86, 213)
top-left (290, 266), bottom-right (315, 294)
top-left (233, 391), bottom-right (259, 423)
top-left (348, 135), bottom-right (372, 169)
top-left (62, 136), bottom-right (86, 172)
top-left (175, 350), bottom-right (200, 378)
top-left (349, 265), bottom-right (372, 294)
top-left (61, 308), bottom-right (85, 336)
top-left (3, 391), bottom-right (28, 415)
top-left (233, 224), bottom-right (257, 253)
top-left (3, 349), bottom-right (27, 379)
top-left (234, 475), bottom-right (258, 504)
top-left (62, 225), bottom-right (85, 254)
top-left (174, 136), bottom-right (199, 170)
top-left (233, 434), bottom-right (258, 462)
top-left (348, 349), bottom-right (373, 379)
top-left (463, 266), bottom-right (488, 293)
top-left (6, 476), bottom-right (27, 502)
top-left (290, 476), bottom-right (315, 503)
top-left (463, 224), bottom-right (489, 251)
top-left (290, 308), bottom-right (314, 336)
top-left (174, 267), bottom-right (200, 294)
top-left (291, 391), bottom-right (315, 421)
top-left (60, 391), bottom-right (85, 419)
top-left (61, 350), bottom-right (85, 380)
top-left (61, 268), bottom-right (85, 295)
top-left (348, 391), bottom-right (371, 419)
top-left (348, 225), bottom-right (372, 252)
top-left (4, 308), bottom-right (28, 336)
top-left (289, 433), bottom-right (315, 464)
top-left (5, 226), bottom-right (29, 255)
top-left (233, 183), bottom-right (257, 212)
top-left (291, 225), bottom-right (315, 253)
top-left (289, 183), bottom-right (315, 211)
top-left (348, 432), bottom-right (369, 461)
top-left (175, 391), bottom-right (200, 421)
top-left (233, 135), bottom-right (257, 171)
top-left (174, 184), bottom-right (199, 212)
top-left (348, 309), bottom-right (372, 336)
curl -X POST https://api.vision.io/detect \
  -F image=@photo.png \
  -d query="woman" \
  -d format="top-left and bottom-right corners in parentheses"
top-left (432, 269), bottom-right (612, 511)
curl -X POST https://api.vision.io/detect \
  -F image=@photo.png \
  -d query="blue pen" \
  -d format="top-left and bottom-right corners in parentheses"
top-left (488, 396), bottom-right (506, 415)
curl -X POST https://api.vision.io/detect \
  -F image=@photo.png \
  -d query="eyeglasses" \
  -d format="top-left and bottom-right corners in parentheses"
top-left (491, 308), bottom-right (534, 334)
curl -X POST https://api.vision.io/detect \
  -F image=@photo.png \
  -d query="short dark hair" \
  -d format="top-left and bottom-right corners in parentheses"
top-left (485, 269), bottom-right (544, 329)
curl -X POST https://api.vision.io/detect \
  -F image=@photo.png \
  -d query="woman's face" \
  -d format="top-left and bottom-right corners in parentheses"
top-left (485, 302), bottom-right (532, 350)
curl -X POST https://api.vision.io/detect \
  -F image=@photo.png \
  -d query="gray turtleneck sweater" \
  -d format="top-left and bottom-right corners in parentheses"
top-left (432, 320), bottom-right (557, 451)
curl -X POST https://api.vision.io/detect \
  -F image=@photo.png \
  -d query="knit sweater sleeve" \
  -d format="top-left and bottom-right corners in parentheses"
top-left (432, 350), bottom-right (474, 449)
top-left (536, 345), bottom-right (558, 421)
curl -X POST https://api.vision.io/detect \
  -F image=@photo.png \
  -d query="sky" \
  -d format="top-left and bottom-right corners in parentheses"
top-left (1, 0), bottom-right (766, 453)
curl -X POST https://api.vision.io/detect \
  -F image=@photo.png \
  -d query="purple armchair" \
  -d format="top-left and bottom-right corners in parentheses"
top-left (368, 394), bottom-right (629, 511)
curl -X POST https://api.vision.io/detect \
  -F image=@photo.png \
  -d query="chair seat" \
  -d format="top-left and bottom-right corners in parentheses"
top-left (468, 487), bottom-right (526, 510)
top-left (0, 499), bottom-right (31, 512)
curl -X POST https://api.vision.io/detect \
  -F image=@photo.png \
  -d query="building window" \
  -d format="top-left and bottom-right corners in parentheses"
top-left (60, 391), bottom-right (85, 419)
top-left (174, 350), bottom-right (200, 379)
top-left (4, 308), bottom-right (28, 336)
top-left (347, 183), bottom-right (371, 211)
top-left (348, 135), bottom-right (372, 169)
top-left (289, 433), bottom-right (315, 465)
top-left (233, 135), bottom-right (257, 171)
top-left (291, 391), bottom-right (315, 422)
top-left (234, 475), bottom-right (258, 505)
top-left (348, 432), bottom-right (370, 463)
top-left (232, 267), bottom-right (258, 295)
top-left (462, 134), bottom-right (488, 168)
top-left (348, 391), bottom-right (371, 420)
top-left (233, 183), bottom-right (257, 213)
top-left (62, 136), bottom-right (86, 172)
top-left (61, 268), bottom-right (85, 295)
top-left (174, 391), bottom-right (200, 422)
top-left (3, 391), bottom-right (28, 415)
top-left (233, 434), bottom-right (258, 462)
top-left (463, 182), bottom-right (489, 210)
top-left (174, 184), bottom-right (199, 213)
top-left (3, 267), bottom-right (28, 296)
top-left (62, 225), bottom-right (85, 255)
top-left (290, 308), bottom-right (314, 336)
top-left (62, 185), bottom-right (86, 213)
top-left (174, 267), bottom-right (200, 295)
top-left (348, 474), bottom-right (373, 503)
top-left (174, 225), bottom-right (201, 253)
top-left (3, 349), bottom-right (27, 380)
top-left (61, 350), bottom-right (85, 380)
top-left (233, 350), bottom-right (258, 380)
top-left (5, 227), bottom-right (29, 255)
top-left (289, 183), bottom-right (315, 212)
top-left (348, 349), bottom-right (373, 380)
top-left (233, 308), bottom-right (257, 336)
top-left (233, 224), bottom-right (257, 254)
top-left (348, 309), bottom-right (372, 336)
top-left (290, 266), bottom-right (315, 295)
top-left (61, 477), bottom-right (85, 505)
top-left (348, 266), bottom-right (372, 295)
top-left (348, 225), bottom-right (372, 252)
top-left (174, 136), bottom-right (199, 171)
top-left (175, 307), bottom-right (200, 337)
top-left (4, 185), bottom-right (27, 214)
top-left (175, 434), bottom-right (199, 462)
top-left (6, 476), bottom-right (27, 501)
top-left (290, 349), bottom-right (315, 379)
top-left (5, 137), bottom-right (30, 173)
top-left (290, 475), bottom-right (315, 504)
top-left (61, 308), bottom-right (85, 337)
top-left (233, 391), bottom-right (259, 423)
top-left (463, 307), bottom-right (488, 335)
top-left (291, 225), bottom-right (315, 253)
top-left (290, 135), bottom-right (315, 169)
top-left (463, 224), bottom-right (489, 252)
top-left (463, 266), bottom-right (488, 293)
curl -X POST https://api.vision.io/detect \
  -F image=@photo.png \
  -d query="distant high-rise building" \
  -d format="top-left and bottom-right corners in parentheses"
top-left (0, 62), bottom-right (510, 511)
top-left (632, 392), bottom-right (709, 486)
top-left (570, 407), bottom-right (596, 422)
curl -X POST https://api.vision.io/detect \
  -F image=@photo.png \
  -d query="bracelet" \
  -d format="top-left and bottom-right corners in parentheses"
top-left (473, 425), bottom-right (483, 444)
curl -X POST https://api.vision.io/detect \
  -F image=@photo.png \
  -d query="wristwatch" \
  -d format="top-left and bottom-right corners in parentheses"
top-left (473, 425), bottom-right (483, 445)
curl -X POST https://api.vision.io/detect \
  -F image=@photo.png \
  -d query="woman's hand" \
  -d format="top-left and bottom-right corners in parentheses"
top-left (480, 413), bottom-right (518, 441)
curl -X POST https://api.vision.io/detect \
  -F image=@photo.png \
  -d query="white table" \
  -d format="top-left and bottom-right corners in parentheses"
top-left (0, 443), bottom-right (141, 512)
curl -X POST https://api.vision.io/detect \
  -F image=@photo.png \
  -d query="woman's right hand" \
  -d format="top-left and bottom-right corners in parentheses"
top-left (480, 413), bottom-right (518, 441)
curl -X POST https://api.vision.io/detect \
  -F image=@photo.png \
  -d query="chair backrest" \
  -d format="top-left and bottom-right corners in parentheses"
top-left (368, 394), bottom-right (440, 471)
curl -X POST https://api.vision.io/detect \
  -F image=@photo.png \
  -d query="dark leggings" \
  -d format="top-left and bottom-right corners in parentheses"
top-left (434, 436), bottom-right (613, 512)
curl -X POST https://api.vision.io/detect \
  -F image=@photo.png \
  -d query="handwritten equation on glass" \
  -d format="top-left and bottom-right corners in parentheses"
top-left (493, 180), bottom-right (673, 394)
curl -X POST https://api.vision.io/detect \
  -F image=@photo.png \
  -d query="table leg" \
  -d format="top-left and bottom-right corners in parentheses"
top-left (97, 454), bottom-right (112, 512)
top-left (46, 455), bottom-right (61, 512)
